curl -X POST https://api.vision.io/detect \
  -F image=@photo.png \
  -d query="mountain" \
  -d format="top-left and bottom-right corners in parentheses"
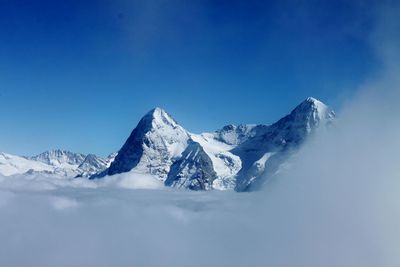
top-left (27, 149), bottom-right (86, 176)
top-left (99, 108), bottom-right (191, 180)
top-left (0, 97), bottom-right (334, 190)
top-left (94, 97), bottom-right (335, 191)
top-left (0, 152), bottom-right (54, 176)
top-left (81, 153), bottom-right (116, 177)
top-left (0, 149), bottom-right (114, 177)
top-left (76, 154), bottom-right (113, 177)
top-left (92, 108), bottom-right (218, 189)
top-left (165, 140), bottom-right (217, 190)
top-left (29, 149), bottom-right (86, 167)
top-left (233, 97), bottom-right (335, 191)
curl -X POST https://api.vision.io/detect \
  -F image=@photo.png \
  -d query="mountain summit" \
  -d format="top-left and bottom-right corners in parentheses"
top-left (104, 107), bottom-right (190, 179)
top-left (29, 149), bottom-right (86, 167)
top-left (288, 97), bottom-right (335, 131)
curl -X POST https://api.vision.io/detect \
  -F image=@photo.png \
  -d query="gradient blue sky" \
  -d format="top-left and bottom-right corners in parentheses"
top-left (0, 0), bottom-right (380, 156)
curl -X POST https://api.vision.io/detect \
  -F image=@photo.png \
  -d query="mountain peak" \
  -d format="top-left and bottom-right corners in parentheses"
top-left (30, 149), bottom-right (86, 167)
top-left (291, 97), bottom-right (335, 120)
top-left (146, 107), bottom-right (164, 116)
top-left (33, 149), bottom-right (80, 156)
top-left (305, 96), bottom-right (319, 103)
top-left (300, 97), bottom-right (327, 109)
top-left (141, 107), bottom-right (179, 129)
top-left (103, 107), bottom-right (190, 179)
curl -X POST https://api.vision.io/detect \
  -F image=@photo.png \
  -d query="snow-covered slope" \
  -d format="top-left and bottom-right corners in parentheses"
top-left (0, 150), bottom-right (114, 178)
top-left (0, 152), bottom-right (54, 176)
top-left (214, 124), bottom-right (258, 145)
top-left (76, 154), bottom-right (108, 177)
top-left (29, 149), bottom-right (86, 167)
top-left (94, 97), bottom-right (334, 191)
top-left (28, 149), bottom-right (86, 176)
top-left (190, 133), bottom-right (242, 190)
top-left (165, 140), bottom-right (217, 190)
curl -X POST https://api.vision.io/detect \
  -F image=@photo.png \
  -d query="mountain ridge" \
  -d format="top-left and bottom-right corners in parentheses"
top-left (0, 97), bottom-right (335, 191)
top-left (0, 150), bottom-right (115, 177)
top-left (92, 97), bottom-right (335, 191)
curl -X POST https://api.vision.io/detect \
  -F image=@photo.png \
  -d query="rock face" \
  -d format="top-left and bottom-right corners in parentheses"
top-left (165, 140), bottom-right (217, 190)
top-left (77, 154), bottom-right (109, 177)
top-left (94, 97), bottom-right (335, 191)
top-left (105, 108), bottom-right (190, 180)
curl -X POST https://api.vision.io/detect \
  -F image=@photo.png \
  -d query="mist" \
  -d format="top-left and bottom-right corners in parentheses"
top-left (1, 2), bottom-right (400, 267)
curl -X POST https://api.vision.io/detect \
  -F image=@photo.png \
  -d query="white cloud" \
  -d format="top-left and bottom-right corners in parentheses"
top-left (49, 196), bottom-right (79, 210)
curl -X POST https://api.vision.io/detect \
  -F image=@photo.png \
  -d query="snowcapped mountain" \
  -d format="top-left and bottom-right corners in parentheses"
top-left (99, 108), bottom-right (191, 180)
top-left (27, 149), bottom-right (86, 176)
top-left (0, 152), bottom-right (54, 176)
top-left (29, 149), bottom-right (86, 167)
top-left (233, 97), bottom-right (335, 191)
top-left (0, 149), bottom-right (115, 178)
top-left (94, 97), bottom-right (335, 191)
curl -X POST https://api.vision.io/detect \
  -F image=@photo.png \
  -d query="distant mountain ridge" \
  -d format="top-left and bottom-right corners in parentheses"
top-left (29, 149), bottom-right (86, 166)
top-left (0, 97), bottom-right (334, 191)
top-left (0, 149), bottom-right (115, 177)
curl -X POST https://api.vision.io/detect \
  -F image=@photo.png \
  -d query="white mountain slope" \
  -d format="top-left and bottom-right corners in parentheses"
top-left (0, 149), bottom-right (114, 177)
top-left (28, 149), bottom-right (87, 176)
top-left (29, 149), bottom-right (86, 167)
top-left (95, 97), bottom-right (335, 191)
top-left (0, 152), bottom-right (54, 176)
top-left (190, 132), bottom-right (242, 190)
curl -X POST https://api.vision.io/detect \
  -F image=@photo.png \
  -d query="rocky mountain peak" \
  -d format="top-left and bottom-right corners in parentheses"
top-left (29, 149), bottom-right (86, 166)
top-left (104, 108), bottom-right (190, 179)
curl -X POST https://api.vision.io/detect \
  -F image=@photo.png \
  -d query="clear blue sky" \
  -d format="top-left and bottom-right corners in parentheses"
top-left (0, 0), bottom-right (380, 156)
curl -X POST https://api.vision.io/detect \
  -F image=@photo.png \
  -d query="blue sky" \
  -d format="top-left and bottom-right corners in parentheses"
top-left (0, 0), bottom-right (380, 156)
